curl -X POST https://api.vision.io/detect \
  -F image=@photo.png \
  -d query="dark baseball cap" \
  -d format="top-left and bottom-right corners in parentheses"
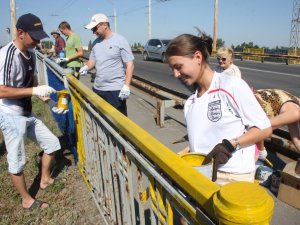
top-left (16, 13), bottom-right (49, 41)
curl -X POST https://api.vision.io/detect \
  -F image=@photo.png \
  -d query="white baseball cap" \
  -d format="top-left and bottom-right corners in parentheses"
top-left (85, 13), bottom-right (109, 29)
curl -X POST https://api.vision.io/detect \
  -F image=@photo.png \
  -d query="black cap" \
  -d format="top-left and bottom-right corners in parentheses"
top-left (16, 13), bottom-right (49, 41)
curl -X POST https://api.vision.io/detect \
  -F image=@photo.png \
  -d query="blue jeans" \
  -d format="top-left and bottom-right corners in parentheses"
top-left (92, 88), bottom-right (127, 116)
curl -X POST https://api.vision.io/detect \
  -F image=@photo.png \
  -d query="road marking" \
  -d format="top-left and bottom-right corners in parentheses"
top-left (239, 66), bottom-right (300, 78)
top-left (210, 62), bottom-right (300, 78)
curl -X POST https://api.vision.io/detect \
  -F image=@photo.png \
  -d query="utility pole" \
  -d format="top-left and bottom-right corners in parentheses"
top-left (10, 0), bottom-right (17, 40)
top-left (148, 0), bottom-right (152, 40)
top-left (213, 0), bottom-right (218, 52)
top-left (289, 0), bottom-right (300, 51)
top-left (113, 7), bottom-right (117, 32)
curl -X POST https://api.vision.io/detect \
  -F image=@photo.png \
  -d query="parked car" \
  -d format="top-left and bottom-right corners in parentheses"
top-left (143, 38), bottom-right (171, 62)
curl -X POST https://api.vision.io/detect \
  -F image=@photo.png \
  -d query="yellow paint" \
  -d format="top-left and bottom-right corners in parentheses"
top-left (57, 90), bottom-right (69, 110)
top-left (213, 182), bottom-right (274, 225)
top-left (180, 153), bottom-right (206, 166)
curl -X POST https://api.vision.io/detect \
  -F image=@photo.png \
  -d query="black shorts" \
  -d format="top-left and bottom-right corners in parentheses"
top-left (92, 88), bottom-right (127, 116)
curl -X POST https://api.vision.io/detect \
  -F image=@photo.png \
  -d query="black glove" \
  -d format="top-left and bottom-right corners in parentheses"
top-left (203, 139), bottom-right (235, 181)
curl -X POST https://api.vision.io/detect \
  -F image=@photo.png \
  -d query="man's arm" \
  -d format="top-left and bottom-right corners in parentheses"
top-left (67, 47), bottom-right (84, 61)
top-left (0, 85), bottom-right (33, 99)
top-left (124, 61), bottom-right (134, 86)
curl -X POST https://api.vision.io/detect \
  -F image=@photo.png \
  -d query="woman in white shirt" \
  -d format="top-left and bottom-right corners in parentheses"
top-left (165, 34), bottom-right (272, 186)
top-left (215, 47), bottom-right (241, 78)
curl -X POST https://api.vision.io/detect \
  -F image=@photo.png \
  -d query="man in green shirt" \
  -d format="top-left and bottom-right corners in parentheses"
top-left (58, 21), bottom-right (83, 79)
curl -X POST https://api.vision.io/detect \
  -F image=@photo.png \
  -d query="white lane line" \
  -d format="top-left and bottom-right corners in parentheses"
top-left (210, 62), bottom-right (300, 78)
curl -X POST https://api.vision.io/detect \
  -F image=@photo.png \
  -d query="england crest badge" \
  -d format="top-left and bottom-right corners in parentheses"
top-left (207, 100), bottom-right (222, 122)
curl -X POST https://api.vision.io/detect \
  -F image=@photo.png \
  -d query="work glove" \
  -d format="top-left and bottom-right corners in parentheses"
top-left (52, 106), bottom-right (69, 114)
top-left (32, 85), bottom-right (56, 97)
top-left (46, 99), bottom-right (69, 114)
top-left (79, 65), bottom-right (89, 75)
top-left (118, 85), bottom-right (130, 100)
top-left (203, 139), bottom-right (235, 182)
top-left (55, 58), bottom-right (69, 64)
top-left (258, 148), bottom-right (268, 161)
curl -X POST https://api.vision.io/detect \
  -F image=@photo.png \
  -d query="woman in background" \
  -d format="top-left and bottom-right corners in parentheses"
top-left (215, 47), bottom-right (241, 78)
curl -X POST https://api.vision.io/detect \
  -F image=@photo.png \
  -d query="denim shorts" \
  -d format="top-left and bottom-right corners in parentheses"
top-left (0, 112), bottom-right (61, 174)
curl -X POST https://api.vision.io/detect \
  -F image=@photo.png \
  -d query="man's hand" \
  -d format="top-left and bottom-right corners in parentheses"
top-left (203, 139), bottom-right (234, 181)
top-left (52, 106), bottom-right (69, 114)
top-left (79, 65), bottom-right (89, 75)
top-left (32, 85), bottom-right (56, 97)
top-left (118, 85), bottom-right (130, 100)
top-left (46, 99), bottom-right (68, 114)
top-left (55, 58), bottom-right (69, 64)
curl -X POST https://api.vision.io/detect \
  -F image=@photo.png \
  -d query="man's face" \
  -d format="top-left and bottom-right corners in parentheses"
top-left (18, 29), bottom-right (40, 48)
top-left (92, 22), bottom-right (107, 38)
top-left (59, 28), bottom-right (68, 37)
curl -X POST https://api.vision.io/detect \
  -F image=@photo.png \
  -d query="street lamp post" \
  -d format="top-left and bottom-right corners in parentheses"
top-left (148, 0), bottom-right (152, 40)
top-left (213, 0), bottom-right (218, 52)
top-left (113, 7), bottom-right (117, 32)
top-left (10, 0), bottom-right (17, 40)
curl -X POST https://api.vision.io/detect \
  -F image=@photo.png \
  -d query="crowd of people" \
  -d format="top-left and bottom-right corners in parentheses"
top-left (0, 12), bottom-right (299, 213)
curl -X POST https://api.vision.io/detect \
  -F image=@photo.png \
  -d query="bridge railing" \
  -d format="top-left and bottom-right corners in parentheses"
top-left (36, 51), bottom-right (274, 225)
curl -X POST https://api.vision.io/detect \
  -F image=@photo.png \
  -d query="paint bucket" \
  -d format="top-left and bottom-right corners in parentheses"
top-left (180, 153), bottom-right (213, 180)
top-left (255, 165), bottom-right (273, 187)
top-left (57, 90), bottom-right (69, 110)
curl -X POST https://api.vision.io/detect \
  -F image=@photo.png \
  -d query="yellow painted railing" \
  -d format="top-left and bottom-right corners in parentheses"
top-left (65, 73), bottom-right (274, 225)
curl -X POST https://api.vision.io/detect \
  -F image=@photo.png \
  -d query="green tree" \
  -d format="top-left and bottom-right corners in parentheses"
top-left (216, 38), bottom-right (225, 48)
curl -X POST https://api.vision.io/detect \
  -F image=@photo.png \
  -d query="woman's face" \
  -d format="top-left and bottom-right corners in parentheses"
top-left (217, 54), bottom-right (232, 70)
top-left (168, 52), bottom-right (202, 86)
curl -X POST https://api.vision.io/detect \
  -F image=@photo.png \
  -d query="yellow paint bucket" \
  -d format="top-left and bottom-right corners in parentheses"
top-left (57, 90), bottom-right (69, 110)
top-left (180, 153), bottom-right (212, 180)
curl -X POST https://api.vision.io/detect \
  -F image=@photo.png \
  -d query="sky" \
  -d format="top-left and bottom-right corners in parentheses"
top-left (0, 0), bottom-right (294, 48)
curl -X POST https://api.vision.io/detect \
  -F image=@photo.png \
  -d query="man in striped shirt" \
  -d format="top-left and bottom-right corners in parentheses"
top-left (0, 13), bottom-right (60, 210)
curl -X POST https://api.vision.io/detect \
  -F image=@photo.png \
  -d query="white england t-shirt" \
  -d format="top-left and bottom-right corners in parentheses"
top-left (184, 72), bottom-right (270, 173)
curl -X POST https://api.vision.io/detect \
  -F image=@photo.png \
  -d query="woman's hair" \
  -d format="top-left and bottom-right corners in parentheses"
top-left (165, 33), bottom-right (213, 61)
top-left (217, 47), bottom-right (234, 60)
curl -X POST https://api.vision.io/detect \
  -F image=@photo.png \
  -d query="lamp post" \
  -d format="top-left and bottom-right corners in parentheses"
top-left (213, 0), bottom-right (218, 52)
top-left (10, 0), bottom-right (17, 40)
top-left (148, 0), bottom-right (152, 39)
top-left (106, 0), bottom-right (117, 32)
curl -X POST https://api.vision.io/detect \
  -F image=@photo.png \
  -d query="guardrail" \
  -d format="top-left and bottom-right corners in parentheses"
top-left (36, 52), bottom-right (275, 224)
top-left (233, 52), bottom-right (300, 65)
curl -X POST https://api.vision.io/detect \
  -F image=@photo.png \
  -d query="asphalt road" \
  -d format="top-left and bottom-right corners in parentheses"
top-left (133, 54), bottom-right (300, 97)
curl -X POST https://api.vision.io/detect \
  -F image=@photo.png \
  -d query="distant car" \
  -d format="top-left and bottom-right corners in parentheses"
top-left (143, 38), bottom-right (171, 62)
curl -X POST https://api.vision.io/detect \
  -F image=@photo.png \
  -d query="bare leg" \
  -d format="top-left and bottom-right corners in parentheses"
top-left (40, 153), bottom-right (55, 189)
top-left (271, 102), bottom-right (300, 130)
top-left (288, 121), bottom-right (300, 151)
top-left (10, 172), bottom-right (48, 209)
top-left (271, 102), bottom-right (300, 150)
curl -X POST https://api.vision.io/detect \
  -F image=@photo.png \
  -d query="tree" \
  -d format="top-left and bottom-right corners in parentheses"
top-left (216, 38), bottom-right (225, 48)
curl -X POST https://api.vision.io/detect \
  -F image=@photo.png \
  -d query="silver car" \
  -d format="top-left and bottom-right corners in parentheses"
top-left (143, 39), bottom-right (171, 62)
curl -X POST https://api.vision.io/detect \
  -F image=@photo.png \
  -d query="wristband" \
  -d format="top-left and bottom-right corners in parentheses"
top-left (222, 139), bottom-right (235, 153)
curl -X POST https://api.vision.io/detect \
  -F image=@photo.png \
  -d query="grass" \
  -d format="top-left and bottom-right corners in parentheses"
top-left (0, 97), bottom-right (102, 225)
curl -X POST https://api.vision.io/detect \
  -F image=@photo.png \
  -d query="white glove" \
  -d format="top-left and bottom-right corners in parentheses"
top-left (52, 106), bottom-right (69, 114)
top-left (79, 65), bottom-right (89, 75)
top-left (32, 85), bottom-right (56, 97)
top-left (55, 58), bottom-right (69, 64)
top-left (118, 85), bottom-right (130, 100)
top-left (258, 148), bottom-right (268, 160)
